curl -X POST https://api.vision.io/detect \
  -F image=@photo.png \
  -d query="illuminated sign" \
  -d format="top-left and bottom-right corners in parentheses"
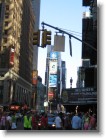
top-left (49, 60), bottom-right (57, 74)
top-left (49, 74), bottom-right (57, 87)
top-left (50, 52), bottom-right (58, 59)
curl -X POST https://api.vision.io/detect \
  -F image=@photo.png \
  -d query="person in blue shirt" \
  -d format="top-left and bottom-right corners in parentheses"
top-left (71, 112), bottom-right (82, 130)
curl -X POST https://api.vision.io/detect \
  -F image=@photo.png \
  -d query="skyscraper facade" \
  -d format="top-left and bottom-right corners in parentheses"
top-left (76, 0), bottom-right (97, 88)
top-left (0, 0), bottom-right (35, 107)
top-left (45, 45), bottom-right (66, 112)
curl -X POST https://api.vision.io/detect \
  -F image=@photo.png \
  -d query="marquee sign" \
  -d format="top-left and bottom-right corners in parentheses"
top-left (61, 87), bottom-right (97, 105)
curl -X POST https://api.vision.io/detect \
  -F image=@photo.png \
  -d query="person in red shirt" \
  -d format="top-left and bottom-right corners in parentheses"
top-left (32, 113), bottom-right (38, 130)
top-left (89, 113), bottom-right (96, 130)
top-left (41, 113), bottom-right (48, 130)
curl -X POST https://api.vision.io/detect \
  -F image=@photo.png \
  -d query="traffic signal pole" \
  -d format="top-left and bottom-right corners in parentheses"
top-left (41, 22), bottom-right (97, 52)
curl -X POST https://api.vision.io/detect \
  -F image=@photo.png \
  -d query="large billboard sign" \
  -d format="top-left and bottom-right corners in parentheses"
top-left (49, 74), bottom-right (57, 87)
top-left (61, 87), bottom-right (97, 105)
top-left (49, 60), bottom-right (57, 74)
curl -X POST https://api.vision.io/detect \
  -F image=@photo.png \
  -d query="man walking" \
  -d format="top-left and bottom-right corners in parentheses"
top-left (54, 113), bottom-right (63, 130)
top-left (24, 112), bottom-right (32, 130)
top-left (71, 112), bottom-right (82, 130)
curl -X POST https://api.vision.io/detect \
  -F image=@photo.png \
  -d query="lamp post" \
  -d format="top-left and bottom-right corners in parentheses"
top-left (70, 77), bottom-right (73, 88)
top-left (49, 101), bottom-right (52, 113)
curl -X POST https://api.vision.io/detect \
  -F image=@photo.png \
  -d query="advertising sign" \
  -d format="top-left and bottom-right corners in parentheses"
top-left (49, 60), bottom-right (57, 74)
top-left (61, 88), bottom-right (97, 105)
top-left (54, 35), bottom-right (65, 52)
top-left (50, 52), bottom-right (58, 59)
top-left (32, 70), bottom-right (38, 85)
top-left (9, 48), bottom-right (15, 66)
top-left (49, 74), bottom-right (57, 87)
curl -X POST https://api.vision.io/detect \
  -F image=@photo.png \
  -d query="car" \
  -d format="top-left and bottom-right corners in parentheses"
top-left (48, 114), bottom-right (56, 130)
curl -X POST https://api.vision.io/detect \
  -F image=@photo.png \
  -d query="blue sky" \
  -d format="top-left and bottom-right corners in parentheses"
top-left (38, 0), bottom-right (89, 88)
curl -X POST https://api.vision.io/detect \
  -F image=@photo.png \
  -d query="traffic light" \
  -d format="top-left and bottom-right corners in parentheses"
top-left (33, 30), bottom-right (40, 46)
top-left (42, 29), bottom-right (51, 47)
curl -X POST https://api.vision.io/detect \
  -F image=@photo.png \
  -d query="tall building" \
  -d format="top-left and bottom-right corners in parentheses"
top-left (31, 0), bottom-right (40, 70)
top-left (0, 0), bottom-right (35, 107)
top-left (45, 45), bottom-right (67, 112)
top-left (81, 0), bottom-right (97, 88)
top-left (61, 61), bottom-right (66, 89)
top-left (31, 0), bottom-right (40, 108)
top-left (82, 0), bottom-right (97, 66)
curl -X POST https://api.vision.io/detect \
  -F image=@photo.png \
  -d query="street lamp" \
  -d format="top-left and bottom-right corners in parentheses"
top-left (49, 101), bottom-right (52, 113)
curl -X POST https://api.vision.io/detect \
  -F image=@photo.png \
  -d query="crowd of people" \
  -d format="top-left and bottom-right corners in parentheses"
top-left (53, 111), bottom-right (97, 130)
top-left (0, 109), bottom-right (97, 130)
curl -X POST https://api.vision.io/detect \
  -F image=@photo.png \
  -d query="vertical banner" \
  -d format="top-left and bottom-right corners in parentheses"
top-left (53, 35), bottom-right (65, 52)
top-left (9, 48), bottom-right (15, 66)
top-left (32, 70), bottom-right (38, 85)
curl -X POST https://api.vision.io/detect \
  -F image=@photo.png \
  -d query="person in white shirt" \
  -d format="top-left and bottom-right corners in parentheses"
top-left (54, 113), bottom-right (63, 130)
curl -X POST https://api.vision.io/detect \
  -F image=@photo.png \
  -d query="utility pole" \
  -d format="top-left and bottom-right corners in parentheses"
top-left (41, 22), bottom-right (97, 52)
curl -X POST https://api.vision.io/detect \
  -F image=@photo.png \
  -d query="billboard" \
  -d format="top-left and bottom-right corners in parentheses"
top-left (49, 60), bottom-right (57, 74)
top-left (61, 88), bottom-right (97, 105)
top-left (49, 74), bottom-right (57, 87)
top-left (50, 52), bottom-right (58, 59)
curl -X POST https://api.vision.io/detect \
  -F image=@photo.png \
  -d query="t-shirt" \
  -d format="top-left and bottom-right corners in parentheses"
top-left (54, 116), bottom-right (62, 128)
top-left (6, 116), bottom-right (12, 123)
top-left (71, 115), bottom-right (82, 129)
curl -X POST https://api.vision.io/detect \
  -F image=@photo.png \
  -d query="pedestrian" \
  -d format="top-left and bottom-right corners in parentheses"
top-left (83, 112), bottom-right (90, 130)
top-left (71, 112), bottom-right (82, 130)
top-left (54, 113), bottom-right (63, 130)
top-left (41, 113), bottom-right (48, 130)
top-left (63, 113), bottom-right (69, 130)
top-left (0, 112), bottom-right (6, 130)
top-left (89, 113), bottom-right (96, 130)
top-left (81, 112), bottom-right (85, 130)
top-left (23, 111), bottom-right (32, 130)
top-left (32, 113), bottom-right (38, 130)
top-left (11, 112), bottom-right (17, 130)
top-left (6, 112), bottom-right (12, 130)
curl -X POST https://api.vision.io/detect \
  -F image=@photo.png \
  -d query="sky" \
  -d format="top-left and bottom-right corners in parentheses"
top-left (38, 0), bottom-right (87, 88)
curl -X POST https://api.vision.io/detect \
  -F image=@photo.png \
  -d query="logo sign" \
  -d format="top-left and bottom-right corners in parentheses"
top-left (50, 52), bottom-right (58, 59)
